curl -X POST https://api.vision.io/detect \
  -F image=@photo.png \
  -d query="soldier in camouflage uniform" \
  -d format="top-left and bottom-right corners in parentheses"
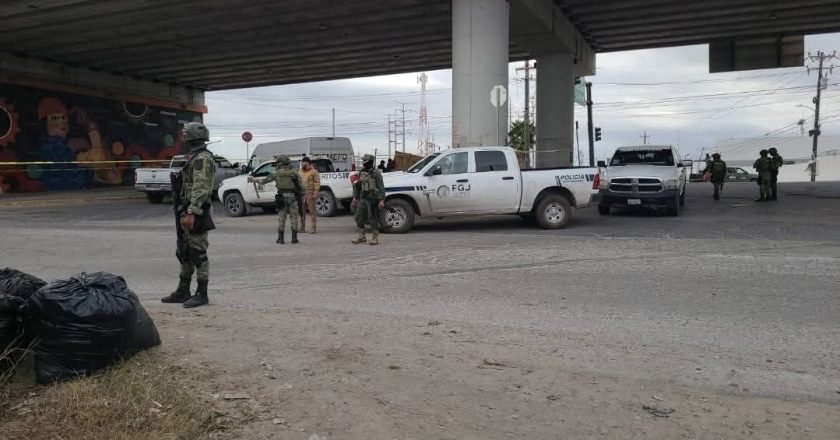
top-left (351, 154), bottom-right (385, 245)
top-left (753, 149), bottom-right (772, 202)
top-left (248, 156), bottom-right (302, 244)
top-left (768, 147), bottom-right (783, 201)
top-left (162, 122), bottom-right (216, 308)
top-left (707, 153), bottom-right (727, 201)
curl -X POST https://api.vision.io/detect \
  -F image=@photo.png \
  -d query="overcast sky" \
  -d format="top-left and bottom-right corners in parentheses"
top-left (204, 33), bottom-right (840, 165)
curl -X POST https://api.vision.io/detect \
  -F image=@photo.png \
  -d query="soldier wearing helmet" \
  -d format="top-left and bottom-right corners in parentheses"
top-left (753, 149), bottom-right (772, 202)
top-left (248, 155), bottom-right (303, 244)
top-left (162, 122), bottom-right (216, 308)
top-left (707, 153), bottom-right (727, 201)
top-left (768, 147), bottom-right (783, 201)
top-left (351, 154), bottom-right (386, 245)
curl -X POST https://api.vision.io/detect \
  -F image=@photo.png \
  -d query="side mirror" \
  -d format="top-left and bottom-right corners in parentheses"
top-left (425, 165), bottom-right (443, 176)
top-left (597, 160), bottom-right (606, 168)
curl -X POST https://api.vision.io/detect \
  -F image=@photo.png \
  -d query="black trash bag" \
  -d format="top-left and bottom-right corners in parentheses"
top-left (0, 267), bottom-right (46, 300)
top-left (0, 294), bottom-right (27, 373)
top-left (27, 272), bottom-right (161, 383)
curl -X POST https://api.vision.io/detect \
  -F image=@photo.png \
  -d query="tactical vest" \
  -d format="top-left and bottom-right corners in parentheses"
top-left (274, 168), bottom-right (298, 192)
top-left (357, 170), bottom-right (374, 196)
top-left (710, 161), bottom-right (726, 176)
top-left (180, 148), bottom-right (215, 201)
top-left (755, 157), bottom-right (771, 174)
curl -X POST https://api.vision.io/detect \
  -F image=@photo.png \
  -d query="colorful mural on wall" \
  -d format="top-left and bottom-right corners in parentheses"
top-left (0, 83), bottom-right (203, 193)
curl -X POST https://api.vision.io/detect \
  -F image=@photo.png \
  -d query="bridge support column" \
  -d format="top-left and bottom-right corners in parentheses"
top-left (535, 53), bottom-right (575, 167)
top-left (452, 0), bottom-right (509, 148)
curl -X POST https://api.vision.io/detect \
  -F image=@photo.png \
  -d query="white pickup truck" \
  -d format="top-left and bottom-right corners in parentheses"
top-left (134, 155), bottom-right (240, 204)
top-left (218, 157), bottom-right (354, 217)
top-left (597, 145), bottom-right (690, 216)
top-left (368, 146), bottom-right (599, 233)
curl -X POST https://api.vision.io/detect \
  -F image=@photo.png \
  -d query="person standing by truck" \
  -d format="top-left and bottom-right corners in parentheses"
top-left (768, 147), bottom-right (783, 201)
top-left (351, 154), bottom-right (385, 245)
top-left (248, 156), bottom-right (302, 244)
top-left (299, 157), bottom-right (321, 234)
top-left (707, 153), bottom-right (727, 201)
top-left (753, 149), bottom-right (772, 202)
top-left (161, 122), bottom-right (215, 308)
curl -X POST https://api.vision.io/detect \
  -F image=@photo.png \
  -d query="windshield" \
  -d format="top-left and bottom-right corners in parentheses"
top-left (610, 149), bottom-right (674, 166)
top-left (407, 153), bottom-right (440, 173)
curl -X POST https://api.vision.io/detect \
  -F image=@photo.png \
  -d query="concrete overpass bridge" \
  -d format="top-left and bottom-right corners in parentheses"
top-left (1, 0), bottom-right (839, 192)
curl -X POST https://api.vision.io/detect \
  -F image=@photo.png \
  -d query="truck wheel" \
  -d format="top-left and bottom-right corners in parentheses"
top-left (598, 204), bottom-right (610, 215)
top-left (146, 192), bottom-right (165, 204)
top-left (667, 195), bottom-right (681, 216)
top-left (224, 192), bottom-right (247, 217)
top-left (316, 190), bottom-right (337, 217)
top-left (381, 199), bottom-right (415, 234)
top-left (536, 194), bottom-right (572, 229)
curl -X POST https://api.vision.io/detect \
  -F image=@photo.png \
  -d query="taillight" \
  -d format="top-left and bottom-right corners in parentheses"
top-left (349, 172), bottom-right (359, 185)
top-left (592, 173), bottom-right (601, 190)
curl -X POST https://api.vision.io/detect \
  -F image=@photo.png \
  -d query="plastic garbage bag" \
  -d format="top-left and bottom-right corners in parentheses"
top-left (1, 294), bottom-right (27, 372)
top-left (27, 272), bottom-right (161, 383)
top-left (0, 267), bottom-right (46, 300)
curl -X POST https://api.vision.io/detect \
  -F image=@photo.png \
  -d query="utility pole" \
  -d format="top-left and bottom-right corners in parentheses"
top-left (387, 114), bottom-right (392, 158)
top-left (393, 103), bottom-right (408, 153)
top-left (516, 61), bottom-right (532, 153)
top-left (806, 51), bottom-right (837, 182)
top-left (585, 81), bottom-right (595, 166)
top-left (640, 131), bottom-right (650, 145)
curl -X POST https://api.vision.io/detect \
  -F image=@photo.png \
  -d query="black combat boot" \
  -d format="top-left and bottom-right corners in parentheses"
top-left (161, 277), bottom-right (191, 303)
top-left (291, 230), bottom-right (299, 244)
top-left (276, 231), bottom-right (284, 244)
top-left (184, 280), bottom-right (209, 308)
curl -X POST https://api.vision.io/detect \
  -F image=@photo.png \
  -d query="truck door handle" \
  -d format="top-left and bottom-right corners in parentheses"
top-left (502, 176), bottom-right (514, 180)
top-left (457, 179), bottom-right (469, 183)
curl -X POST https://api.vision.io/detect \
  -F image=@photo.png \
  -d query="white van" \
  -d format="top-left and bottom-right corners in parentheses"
top-left (247, 137), bottom-right (355, 171)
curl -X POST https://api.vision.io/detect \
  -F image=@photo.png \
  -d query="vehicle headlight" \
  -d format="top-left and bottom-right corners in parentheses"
top-left (662, 179), bottom-right (680, 189)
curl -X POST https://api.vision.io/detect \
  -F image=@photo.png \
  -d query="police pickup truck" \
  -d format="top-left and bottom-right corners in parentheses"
top-left (218, 156), bottom-right (353, 217)
top-left (365, 146), bottom-right (599, 233)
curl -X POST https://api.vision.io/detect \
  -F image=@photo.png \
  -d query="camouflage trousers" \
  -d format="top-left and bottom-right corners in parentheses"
top-left (278, 194), bottom-right (299, 232)
top-left (354, 197), bottom-right (380, 232)
top-left (178, 230), bottom-right (209, 283)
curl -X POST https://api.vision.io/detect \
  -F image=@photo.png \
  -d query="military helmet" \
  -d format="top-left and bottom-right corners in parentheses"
top-left (768, 147), bottom-right (778, 154)
top-left (760, 149), bottom-right (768, 156)
top-left (182, 122), bottom-right (210, 143)
top-left (275, 156), bottom-right (291, 166)
top-left (361, 154), bottom-right (375, 163)
top-left (711, 153), bottom-right (721, 159)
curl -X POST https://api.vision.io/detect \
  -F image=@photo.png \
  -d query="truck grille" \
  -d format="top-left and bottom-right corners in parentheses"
top-left (609, 177), bottom-right (663, 193)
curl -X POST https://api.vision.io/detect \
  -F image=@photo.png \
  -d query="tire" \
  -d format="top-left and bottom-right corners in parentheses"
top-left (667, 195), bottom-right (681, 217)
top-left (223, 192), bottom-right (247, 217)
top-left (316, 190), bottom-right (337, 217)
top-left (261, 206), bottom-right (278, 214)
top-left (146, 192), bottom-right (165, 204)
top-left (381, 198), bottom-right (415, 234)
top-left (536, 194), bottom-right (572, 229)
top-left (598, 204), bottom-right (610, 215)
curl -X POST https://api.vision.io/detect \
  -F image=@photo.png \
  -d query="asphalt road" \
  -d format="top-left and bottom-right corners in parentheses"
top-left (2, 181), bottom-right (839, 405)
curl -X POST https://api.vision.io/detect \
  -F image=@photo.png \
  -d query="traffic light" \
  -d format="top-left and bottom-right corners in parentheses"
top-left (595, 127), bottom-right (602, 141)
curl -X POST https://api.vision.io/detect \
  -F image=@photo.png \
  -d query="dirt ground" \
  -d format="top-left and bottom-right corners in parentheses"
top-left (151, 304), bottom-right (840, 440)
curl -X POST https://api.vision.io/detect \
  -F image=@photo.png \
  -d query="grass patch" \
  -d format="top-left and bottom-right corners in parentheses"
top-left (0, 351), bottom-right (218, 440)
